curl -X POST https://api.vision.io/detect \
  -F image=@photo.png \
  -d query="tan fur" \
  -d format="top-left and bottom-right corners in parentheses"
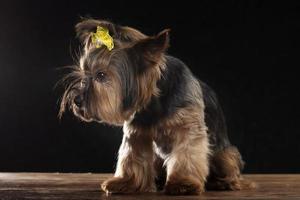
top-left (92, 71), bottom-right (124, 125)
top-left (102, 120), bottom-right (156, 193)
top-left (135, 61), bottom-right (165, 110)
top-left (156, 105), bottom-right (210, 195)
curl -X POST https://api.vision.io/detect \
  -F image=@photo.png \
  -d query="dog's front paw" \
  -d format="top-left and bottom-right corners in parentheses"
top-left (164, 178), bottom-right (204, 195)
top-left (101, 177), bottom-right (137, 194)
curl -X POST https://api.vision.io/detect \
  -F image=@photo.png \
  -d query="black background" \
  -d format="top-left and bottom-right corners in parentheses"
top-left (0, 0), bottom-right (299, 173)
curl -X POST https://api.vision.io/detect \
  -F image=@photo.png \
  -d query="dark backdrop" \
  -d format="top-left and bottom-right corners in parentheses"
top-left (0, 0), bottom-right (299, 173)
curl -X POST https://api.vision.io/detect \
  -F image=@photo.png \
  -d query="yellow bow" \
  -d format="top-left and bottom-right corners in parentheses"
top-left (91, 26), bottom-right (114, 51)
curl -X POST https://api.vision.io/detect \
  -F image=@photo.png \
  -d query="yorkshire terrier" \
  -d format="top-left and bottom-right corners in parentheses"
top-left (59, 19), bottom-right (254, 195)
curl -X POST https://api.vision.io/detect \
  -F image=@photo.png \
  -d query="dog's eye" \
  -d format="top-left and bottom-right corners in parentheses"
top-left (95, 71), bottom-right (107, 82)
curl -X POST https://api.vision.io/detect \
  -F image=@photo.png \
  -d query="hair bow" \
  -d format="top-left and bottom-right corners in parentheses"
top-left (91, 26), bottom-right (114, 51)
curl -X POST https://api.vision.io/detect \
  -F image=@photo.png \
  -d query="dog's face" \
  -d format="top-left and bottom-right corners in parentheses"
top-left (59, 20), bottom-right (169, 125)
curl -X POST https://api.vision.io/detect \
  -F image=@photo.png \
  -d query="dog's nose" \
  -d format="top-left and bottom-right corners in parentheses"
top-left (74, 95), bottom-right (83, 107)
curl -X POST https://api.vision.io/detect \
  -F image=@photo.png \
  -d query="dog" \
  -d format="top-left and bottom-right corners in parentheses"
top-left (59, 19), bottom-right (254, 195)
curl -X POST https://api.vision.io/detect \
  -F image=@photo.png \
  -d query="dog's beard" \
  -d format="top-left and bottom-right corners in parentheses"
top-left (61, 92), bottom-right (103, 123)
top-left (58, 75), bottom-right (122, 124)
top-left (61, 88), bottom-right (102, 123)
top-left (58, 67), bottom-right (95, 122)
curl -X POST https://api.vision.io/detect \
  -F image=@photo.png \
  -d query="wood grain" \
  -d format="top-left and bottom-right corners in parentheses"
top-left (0, 173), bottom-right (300, 199)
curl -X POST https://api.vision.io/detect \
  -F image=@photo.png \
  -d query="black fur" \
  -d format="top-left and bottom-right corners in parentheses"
top-left (200, 81), bottom-right (231, 151)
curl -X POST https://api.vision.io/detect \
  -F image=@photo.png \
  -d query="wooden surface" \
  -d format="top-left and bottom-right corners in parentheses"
top-left (0, 173), bottom-right (300, 199)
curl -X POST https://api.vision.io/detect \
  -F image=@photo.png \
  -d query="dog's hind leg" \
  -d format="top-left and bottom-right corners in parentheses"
top-left (206, 146), bottom-right (256, 190)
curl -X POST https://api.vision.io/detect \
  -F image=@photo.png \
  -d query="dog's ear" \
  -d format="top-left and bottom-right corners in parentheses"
top-left (134, 29), bottom-right (170, 55)
top-left (129, 29), bottom-right (170, 71)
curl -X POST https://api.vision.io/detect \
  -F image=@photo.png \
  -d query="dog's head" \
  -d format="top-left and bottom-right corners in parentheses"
top-left (59, 19), bottom-right (170, 125)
